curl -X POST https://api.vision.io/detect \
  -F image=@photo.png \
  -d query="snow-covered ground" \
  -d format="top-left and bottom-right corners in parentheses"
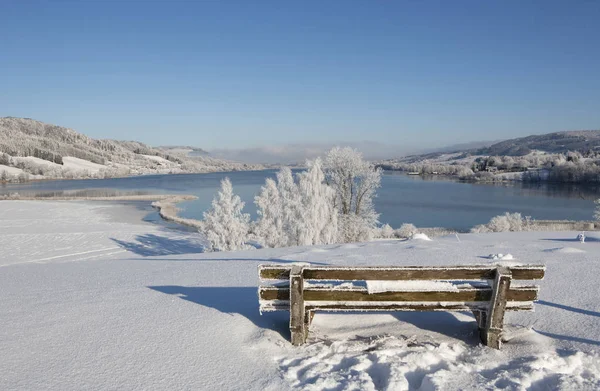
top-left (1, 201), bottom-right (600, 390)
top-left (62, 156), bottom-right (107, 173)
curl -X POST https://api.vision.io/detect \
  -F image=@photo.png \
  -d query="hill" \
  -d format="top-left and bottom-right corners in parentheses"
top-left (0, 117), bottom-right (261, 182)
top-left (475, 130), bottom-right (600, 156)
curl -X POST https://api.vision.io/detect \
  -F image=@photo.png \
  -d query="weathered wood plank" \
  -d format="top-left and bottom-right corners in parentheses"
top-left (305, 303), bottom-right (532, 311)
top-left (481, 267), bottom-right (512, 349)
top-left (259, 286), bottom-right (538, 302)
top-left (261, 302), bottom-right (534, 312)
top-left (259, 266), bottom-right (291, 280)
top-left (259, 265), bottom-right (545, 281)
top-left (303, 267), bottom-right (544, 281)
top-left (289, 266), bottom-right (306, 346)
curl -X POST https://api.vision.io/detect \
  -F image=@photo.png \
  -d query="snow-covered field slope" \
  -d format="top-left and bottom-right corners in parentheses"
top-left (13, 156), bottom-right (63, 168)
top-left (0, 164), bottom-right (28, 176)
top-left (1, 201), bottom-right (600, 390)
top-left (61, 156), bottom-right (107, 173)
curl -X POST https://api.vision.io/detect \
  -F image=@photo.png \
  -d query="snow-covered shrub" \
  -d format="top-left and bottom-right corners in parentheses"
top-left (201, 178), bottom-right (251, 251)
top-left (471, 212), bottom-right (525, 233)
top-left (396, 223), bottom-right (418, 238)
top-left (324, 147), bottom-right (381, 242)
top-left (470, 224), bottom-right (490, 233)
top-left (378, 224), bottom-right (395, 239)
top-left (594, 199), bottom-right (600, 221)
top-left (338, 214), bottom-right (375, 243)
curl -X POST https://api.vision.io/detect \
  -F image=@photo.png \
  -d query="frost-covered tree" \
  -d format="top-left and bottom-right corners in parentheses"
top-left (253, 178), bottom-right (285, 248)
top-left (201, 177), bottom-right (250, 251)
top-left (594, 199), bottom-right (600, 221)
top-left (254, 161), bottom-right (338, 248)
top-left (275, 167), bottom-right (302, 246)
top-left (324, 147), bottom-right (382, 242)
top-left (296, 158), bottom-right (338, 246)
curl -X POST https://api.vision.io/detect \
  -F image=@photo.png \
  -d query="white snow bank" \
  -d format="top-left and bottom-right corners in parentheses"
top-left (366, 280), bottom-right (459, 293)
top-left (410, 232), bottom-right (432, 241)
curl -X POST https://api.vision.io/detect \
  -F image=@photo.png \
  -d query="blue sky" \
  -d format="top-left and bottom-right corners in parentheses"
top-left (1, 1), bottom-right (599, 150)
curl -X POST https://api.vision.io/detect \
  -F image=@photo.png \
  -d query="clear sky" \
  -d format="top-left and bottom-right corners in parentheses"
top-left (1, 0), bottom-right (599, 150)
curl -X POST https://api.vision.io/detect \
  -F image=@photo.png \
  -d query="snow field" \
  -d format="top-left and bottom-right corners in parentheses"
top-left (62, 156), bottom-right (107, 173)
top-left (1, 201), bottom-right (600, 390)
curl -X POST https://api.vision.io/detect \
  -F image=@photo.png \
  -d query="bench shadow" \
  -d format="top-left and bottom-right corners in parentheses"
top-left (391, 311), bottom-right (480, 345)
top-left (112, 234), bottom-right (207, 256)
top-left (148, 286), bottom-right (290, 339)
top-left (535, 330), bottom-right (600, 347)
top-left (537, 300), bottom-right (600, 318)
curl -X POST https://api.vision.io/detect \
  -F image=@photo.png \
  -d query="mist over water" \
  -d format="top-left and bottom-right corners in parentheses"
top-left (2, 170), bottom-right (596, 231)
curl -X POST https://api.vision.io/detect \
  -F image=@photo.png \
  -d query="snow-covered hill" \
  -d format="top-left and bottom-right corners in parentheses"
top-left (0, 117), bottom-right (262, 182)
top-left (1, 200), bottom-right (599, 390)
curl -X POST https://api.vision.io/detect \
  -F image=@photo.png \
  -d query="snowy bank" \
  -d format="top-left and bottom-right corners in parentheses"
top-left (1, 201), bottom-right (600, 390)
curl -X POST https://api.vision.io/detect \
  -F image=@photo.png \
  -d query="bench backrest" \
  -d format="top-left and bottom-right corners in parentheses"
top-left (258, 264), bottom-right (545, 313)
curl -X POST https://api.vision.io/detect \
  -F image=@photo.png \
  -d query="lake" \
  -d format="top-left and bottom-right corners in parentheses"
top-left (2, 170), bottom-right (598, 231)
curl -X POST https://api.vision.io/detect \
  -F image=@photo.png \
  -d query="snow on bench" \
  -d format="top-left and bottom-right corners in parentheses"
top-left (258, 264), bottom-right (545, 349)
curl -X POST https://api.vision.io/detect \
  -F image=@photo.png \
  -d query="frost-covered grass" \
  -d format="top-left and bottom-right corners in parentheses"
top-left (1, 201), bottom-right (600, 390)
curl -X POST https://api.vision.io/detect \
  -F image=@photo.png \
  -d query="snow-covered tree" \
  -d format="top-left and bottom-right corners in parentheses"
top-left (201, 177), bottom-right (250, 251)
top-left (296, 158), bottom-right (338, 246)
top-left (275, 167), bottom-right (302, 246)
top-left (253, 178), bottom-right (285, 248)
top-left (594, 199), bottom-right (600, 221)
top-left (324, 147), bottom-right (382, 242)
top-left (254, 161), bottom-right (338, 248)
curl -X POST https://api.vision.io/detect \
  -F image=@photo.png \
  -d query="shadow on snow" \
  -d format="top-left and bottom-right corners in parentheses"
top-left (148, 285), bottom-right (290, 339)
top-left (537, 300), bottom-right (600, 318)
top-left (148, 285), bottom-right (482, 345)
top-left (111, 234), bottom-right (207, 256)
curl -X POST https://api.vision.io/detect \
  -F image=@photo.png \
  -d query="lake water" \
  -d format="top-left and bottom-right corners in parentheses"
top-left (2, 170), bottom-right (598, 231)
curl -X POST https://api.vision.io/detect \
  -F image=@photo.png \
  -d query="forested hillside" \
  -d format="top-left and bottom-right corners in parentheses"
top-left (378, 130), bottom-right (600, 184)
top-left (475, 130), bottom-right (600, 156)
top-left (0, 117), bottom-right (260, 182)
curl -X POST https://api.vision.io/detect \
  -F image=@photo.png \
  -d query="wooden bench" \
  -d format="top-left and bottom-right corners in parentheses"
top-left (258, 264), bottom-right (545, 349)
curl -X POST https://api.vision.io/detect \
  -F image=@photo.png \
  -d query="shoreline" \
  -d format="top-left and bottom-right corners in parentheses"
top-left (1, 193), bottom-right (597, 234)
top-left (151, 196), bottom-right (204, 230)
top-left (0, 193), bottom-right (205, 231)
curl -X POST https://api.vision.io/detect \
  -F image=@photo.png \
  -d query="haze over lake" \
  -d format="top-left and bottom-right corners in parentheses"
top-left (1, 170), bottom-right (596, 231)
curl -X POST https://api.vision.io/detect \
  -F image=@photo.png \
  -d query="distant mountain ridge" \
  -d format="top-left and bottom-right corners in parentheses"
top-left (474, 130), bottom-right (600, 156)
top-left (0, 117), bottom-right (260, 181)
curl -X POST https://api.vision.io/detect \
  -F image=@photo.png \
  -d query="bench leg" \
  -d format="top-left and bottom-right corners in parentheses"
top-left (481, 267), bottom-right (512, 349)
top-left (303, 310), bottom-right (314, 340)
top-left (290, 267), bottom-right (306, 346)
top-left (472, 310), bottom-right (487, 329)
